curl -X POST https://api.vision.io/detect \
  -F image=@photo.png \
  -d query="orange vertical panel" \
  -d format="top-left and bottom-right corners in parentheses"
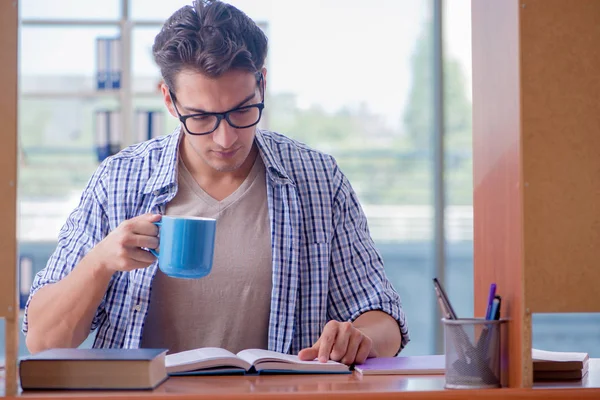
top-left (472, 0), bottom-right (529, 388)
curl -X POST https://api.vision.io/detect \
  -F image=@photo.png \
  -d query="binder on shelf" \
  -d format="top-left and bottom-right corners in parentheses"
top-left (96, 37), bottom-right (121, 90)
top-left (19, 256), bottom-right (33, 310)
top-left (135, 110), bottom-right (165, 143)
top-left (110, 37), bottom-right (122, 89)
top-left (96, 38), bottom-right (109, 90)
top-left (109, 110), bottom-right (122, 156)
top-left (95, 110), bottom-right (121, 163)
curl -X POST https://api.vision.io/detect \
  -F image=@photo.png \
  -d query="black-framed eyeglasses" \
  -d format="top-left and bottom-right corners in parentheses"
top-left (169, 72), bottom-right (265, 136)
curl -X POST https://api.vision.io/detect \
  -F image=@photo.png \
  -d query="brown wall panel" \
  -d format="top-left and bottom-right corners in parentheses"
top-left (521, 0), bottom-right (600, 313)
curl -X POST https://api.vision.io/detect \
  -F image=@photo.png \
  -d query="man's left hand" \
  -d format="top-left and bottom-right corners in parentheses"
top-left (297, 321), bottom-right (375, 365)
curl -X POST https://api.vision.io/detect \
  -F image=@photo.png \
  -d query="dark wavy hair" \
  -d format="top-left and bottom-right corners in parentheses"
top-left (152, 0), bottom-right (268, 91)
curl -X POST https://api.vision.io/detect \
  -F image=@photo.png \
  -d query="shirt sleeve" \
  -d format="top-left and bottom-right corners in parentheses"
top-left (326, 161), bottom-right (410, 352)
top-left (22, 161), bottom-right (112, 336)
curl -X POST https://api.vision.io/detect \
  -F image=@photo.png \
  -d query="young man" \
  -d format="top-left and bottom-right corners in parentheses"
top-left (23, 0), bottom-right (409, 365)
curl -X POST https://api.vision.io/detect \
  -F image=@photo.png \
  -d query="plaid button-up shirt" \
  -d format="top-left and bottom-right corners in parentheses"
top-left (23, 128), bottom-right (409, 354)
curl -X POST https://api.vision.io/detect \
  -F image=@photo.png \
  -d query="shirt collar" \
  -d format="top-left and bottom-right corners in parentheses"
top-left (142, 127), bottom-right (293, 195)
top-left (255, 129), bottom-right (293, 185)
top-left (141, 127), bottom-right (182, 195)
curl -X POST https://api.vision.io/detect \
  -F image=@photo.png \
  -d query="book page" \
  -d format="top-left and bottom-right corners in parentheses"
top-left (236, 349), bottom-right (342, 366)
top-left (166, 347), bottom-right (238, 368)
top-left (532, 348), bottom-right (588, 362)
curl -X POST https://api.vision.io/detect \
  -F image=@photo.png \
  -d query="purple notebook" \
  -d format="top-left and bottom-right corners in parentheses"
top-left (354, 355), bottom-right (445, 375)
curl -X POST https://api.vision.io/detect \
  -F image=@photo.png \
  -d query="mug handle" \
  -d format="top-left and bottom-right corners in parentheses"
top-left (149, 221), bottom-right (161, 257)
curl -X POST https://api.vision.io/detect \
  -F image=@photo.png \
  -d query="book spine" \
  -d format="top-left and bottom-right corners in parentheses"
top-left (135, 110), bottom-right (165, 143)
top-left (151, 111), bottom-right (165, 139)
top-left (135, 110), bottom-right (146, 144)
top-left (95, 110), bottom-right (110, 162)
top-left (109, 110), bottom-right (121, 156)
top-left (19, 256), bottom-right (33, 309)
top-left (96, 38), bottom-right (108, 90)
top-left (110, 37), bottom-right (121, 89)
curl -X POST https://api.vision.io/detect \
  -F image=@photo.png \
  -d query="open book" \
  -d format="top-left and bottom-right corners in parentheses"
top-left (166, 348), bottom-right (350, 375)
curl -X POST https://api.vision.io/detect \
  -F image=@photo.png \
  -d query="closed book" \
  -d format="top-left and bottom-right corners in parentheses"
top-left (534, 362), bottom-right (589, 381)
top-left (532, 348), bottom-right (589, 372)
top-left (19, 348), bottom-right (168, 390)
top-left (354, 355), bottom-right (445, 375)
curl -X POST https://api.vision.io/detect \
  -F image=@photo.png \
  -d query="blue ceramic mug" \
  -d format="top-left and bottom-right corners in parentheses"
top-left (150, 216), bottom-right (217, 279)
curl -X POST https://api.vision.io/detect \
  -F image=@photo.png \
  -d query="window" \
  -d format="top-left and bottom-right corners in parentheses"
top-left (443, 0), bottom-right (474, 318)
top-left (6, 0), bottom-right (437, 359)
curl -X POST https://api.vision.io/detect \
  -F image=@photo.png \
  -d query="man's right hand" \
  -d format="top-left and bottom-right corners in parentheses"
top-left (89, 213), bottom-right (161, 274)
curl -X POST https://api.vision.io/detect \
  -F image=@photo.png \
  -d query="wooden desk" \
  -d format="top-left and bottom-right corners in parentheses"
top-left (3, 360), bottom-right (600, 399)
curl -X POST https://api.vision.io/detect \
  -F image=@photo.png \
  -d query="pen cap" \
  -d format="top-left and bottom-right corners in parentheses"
top-left (441, 318), bottom-right (508, 389)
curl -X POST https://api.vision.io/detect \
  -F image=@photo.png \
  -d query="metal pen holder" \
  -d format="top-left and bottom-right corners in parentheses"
top-left (442, 318), bottom-right (507, 389)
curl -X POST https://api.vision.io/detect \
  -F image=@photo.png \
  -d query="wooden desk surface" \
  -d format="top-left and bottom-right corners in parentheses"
top-left (3, 360), bottom-right (600, 399)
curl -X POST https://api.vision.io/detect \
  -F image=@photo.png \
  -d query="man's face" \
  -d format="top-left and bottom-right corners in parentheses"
top-left (163, 68), bottom-right (264, 173)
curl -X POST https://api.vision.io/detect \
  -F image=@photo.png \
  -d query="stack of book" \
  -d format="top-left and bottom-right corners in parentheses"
top-left (532, 348), bottom-right (589, 381)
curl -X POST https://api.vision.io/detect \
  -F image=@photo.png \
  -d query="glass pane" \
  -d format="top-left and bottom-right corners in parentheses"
top-left (260, 0), bottom-right (434, 355)
top-left (18, 97), bottom-right (118, 199)
top-left (21, 0), bottom-right (120, 20)
top-left (131, 0), bottom-right (190, 21)
top-left (131, 0), bottom-right (272, 22)
top-left (533, 314), bottom-right (600, 356)
top-left (443, 0), bottom-right (474, 319)
top-left (133, 26), bottom-right (162, 93)
top-left (21, 26), bottom-right (120, 93)
top-left (12, 95), bottom-right (116, 359)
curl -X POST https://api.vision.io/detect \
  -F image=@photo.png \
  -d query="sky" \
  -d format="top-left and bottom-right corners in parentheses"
top-left (20, 0), bottom-right (471, 128)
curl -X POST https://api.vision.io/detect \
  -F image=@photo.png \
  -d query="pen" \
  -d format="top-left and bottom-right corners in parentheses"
top-left (489, 297), bottom-right (500, 321)
top-left (476, 293), bottom-right (501, 353)
top-left (433, 283), bottom-right (466, 363)
top-left (493, 295), bottom-right (501, 320)
top-left (485, 283), bottom-right (497, 320)
top-left (433, 278), bottom-right (457, 319)
top-left (434, 286), bottom-right (452, 320)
